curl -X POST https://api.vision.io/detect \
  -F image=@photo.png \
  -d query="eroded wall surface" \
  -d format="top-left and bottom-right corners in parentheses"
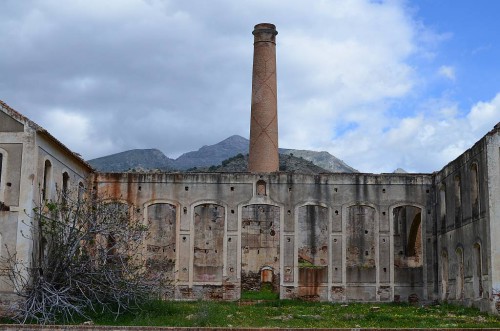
top-left (433, 124), bottom-right (499, 312)
top-left (0, 104), bottom-right (92, 307)
top-left (95, 172), bottom-right (433, 303)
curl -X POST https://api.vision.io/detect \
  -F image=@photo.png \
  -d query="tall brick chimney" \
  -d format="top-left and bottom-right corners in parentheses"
top-left (248, 23), bottom-right (279, 173)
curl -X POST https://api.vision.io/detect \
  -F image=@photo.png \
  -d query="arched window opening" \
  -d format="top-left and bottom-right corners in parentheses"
top-left (407, 212), bottom-right (422, 260)
top-left (261, 266), bottom-right (273, 283)
top-left (256, 180), bottom-right (266, 196)
top-left (439, 184), bottom-right (446, 231)
top-left (241, 204), bottom-right (280, 295)
top-left (0, 150), bottom-right (6, 204)
top-left (441, 250), bottom-right (449, 300)
top-left (0, 152), bottom-right (3, 186)
top-left (454, 175), bottom-right (461, 226)
top-left (62, 172), bottom-right (70, 205)
top-left (456, 247), bottom-right (464, 300)
top-left (42, 160), bottom-right (52, 201)
top-left (77, 182), bottom-right (85, 203)
top-left (470, 163), bottom-right (480, 218)
top-left (393, 206), bottom-right (422, 269)
top-left (106, 234), bottom-right (117, 263)
top-left (102, 202), bottom-right (130, 263)
top-left (473, 243), bottom-right (483, 298)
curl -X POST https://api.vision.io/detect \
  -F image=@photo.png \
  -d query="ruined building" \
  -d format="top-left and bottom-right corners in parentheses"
top-left (1, 23), bottom-right (500, 313)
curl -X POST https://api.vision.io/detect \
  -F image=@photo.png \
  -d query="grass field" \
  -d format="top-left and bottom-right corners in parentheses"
top-left (78, 300), bottom-right (500, 328)
top-left (3, 299), bottom-right (500, 328)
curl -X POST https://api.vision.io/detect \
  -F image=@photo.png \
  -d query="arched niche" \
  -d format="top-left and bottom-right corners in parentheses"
top-left (454, 175), bottom-right (461, 227)
top-left (346, 204), bottom-right (376, 283)
top-left (42, 159), bottom-right (52, 201)
top-left (441, 250), bottom-right (449, 300)
top-left (241, 204), bottom-right (280, 293)
top-left (473, 242), bottom-right (483, 298)
top-left (439, 184), bottom-right (446, 231)
top-left (193, 203), bottom-right (225, 282)
top-left (297, 205), bottom-right (328, 287)
top-left (145, 203), bottom-right (177, 284)
top-left (455, 246), bottom-right (464, 300)
top-left (470, 163), bottom-right (480, 218)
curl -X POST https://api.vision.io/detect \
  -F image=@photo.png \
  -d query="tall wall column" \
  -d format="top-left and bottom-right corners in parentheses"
top-left (248, 23), bottom-right (279, 173)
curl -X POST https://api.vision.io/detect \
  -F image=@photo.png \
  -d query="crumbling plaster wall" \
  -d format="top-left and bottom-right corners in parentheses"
top-left (0, 113), bottom-right (36, 297)
top-left (95, 172), bottom-right (433, 302)
top-left (485, 125), bottom-right (500, 313)
top-left (0, 105), bottom-right (92, 301)
top-left (433, 125), bottom-right (499, 312)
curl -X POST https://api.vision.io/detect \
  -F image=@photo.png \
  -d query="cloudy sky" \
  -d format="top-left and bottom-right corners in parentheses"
top-left (1, 0), bottom-right (499, 173)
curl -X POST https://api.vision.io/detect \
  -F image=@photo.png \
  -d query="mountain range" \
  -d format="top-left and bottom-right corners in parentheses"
top-left (88, 135), bottom-right (358, 173)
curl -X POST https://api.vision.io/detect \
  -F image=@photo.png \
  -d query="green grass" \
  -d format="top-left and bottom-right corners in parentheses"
top-left (240, 283), bottom-right (279, 300)
top-left (3, 300), bottom-right (500, 328)
top-left (74, 301), bottom-right (500, 328)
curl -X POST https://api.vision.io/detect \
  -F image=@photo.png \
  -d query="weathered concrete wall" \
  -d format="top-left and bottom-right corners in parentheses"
top-left (0, 110), bottom-right (24, 132)
top-left (0, 103), bottom-right (93, 303)
top-left (0, 143), bottom-right (23, 206)
top-left (94, 172), bottom-right (433, 302)
top-left (2, 97), bottom-right (498, 316)
top-left (433, 124), bottom-right (499, 312)
top-left (485, 124), bottom-right (500, 313)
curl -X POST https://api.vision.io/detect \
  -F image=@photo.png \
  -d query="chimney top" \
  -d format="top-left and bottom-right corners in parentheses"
top-left (252, 23), bottom-right (278, 43)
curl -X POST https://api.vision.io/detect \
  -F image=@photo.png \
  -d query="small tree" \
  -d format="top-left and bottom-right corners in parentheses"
top-left (1, 188), bottom-right (151, 324)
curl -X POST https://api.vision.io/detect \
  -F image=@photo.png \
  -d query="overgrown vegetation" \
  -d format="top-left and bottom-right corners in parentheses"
top-left (240, 283), bottom-right (279, 300)
top-left (2, 300), bottom-right (497, 328)
top-left (0, 189), bottom-right (152, 324)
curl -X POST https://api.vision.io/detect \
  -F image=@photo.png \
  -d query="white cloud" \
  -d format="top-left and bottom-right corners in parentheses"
top-left (467, 93), bottom-right (500, 132)
top-left (438, 65), bottom-right (456, 81)
top-left (1, 0), bottom-right (498, 174)
top-left (328, 93), bottom-right (500, 173)
top-left (42, 109), bottom-right (114, 157)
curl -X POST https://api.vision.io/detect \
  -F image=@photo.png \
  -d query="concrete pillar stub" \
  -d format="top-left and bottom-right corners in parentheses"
top-left (248, 23), bottom-right (279, 173)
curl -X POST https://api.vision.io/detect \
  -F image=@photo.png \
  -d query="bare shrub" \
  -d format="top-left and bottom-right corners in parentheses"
top-left (1, 188), bottom-right (151, 324)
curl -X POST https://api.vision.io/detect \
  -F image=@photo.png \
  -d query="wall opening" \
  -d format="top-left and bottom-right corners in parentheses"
top-left (62, 172), bottom-right (70, 205)
top-left (407, 212), bottom-right (422, 259)
top-left (0, 151), bottom-right (4, 203)
top-left (42, 160), bottom-right (52, 201)
top-left (261, 267), bottom-right (273, 283)
top-left (0, 152), bottom-right (3, 187)
top-left (473, 243), bottom-right (483, 298)
top-left (102, 202), bottom-right (129, 264)
top-left (394, 206), bottom-right (423, 267)
top-left (77, 182), bottom-right (85, 203)
top-left (470, 163), bottom-right (480, 218)
top-left (439, 184), bottom-right (446, 231)
top-left (441, 250), bottom-right (449, 300)
top-left (241, 204), bottom-right (280, 295)
top-left (456, 247), bottom-right (464, 300)
top-left (454, 175), bottom-right (461, 227)
top-left (256, 180), bottom-right (266, 196)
